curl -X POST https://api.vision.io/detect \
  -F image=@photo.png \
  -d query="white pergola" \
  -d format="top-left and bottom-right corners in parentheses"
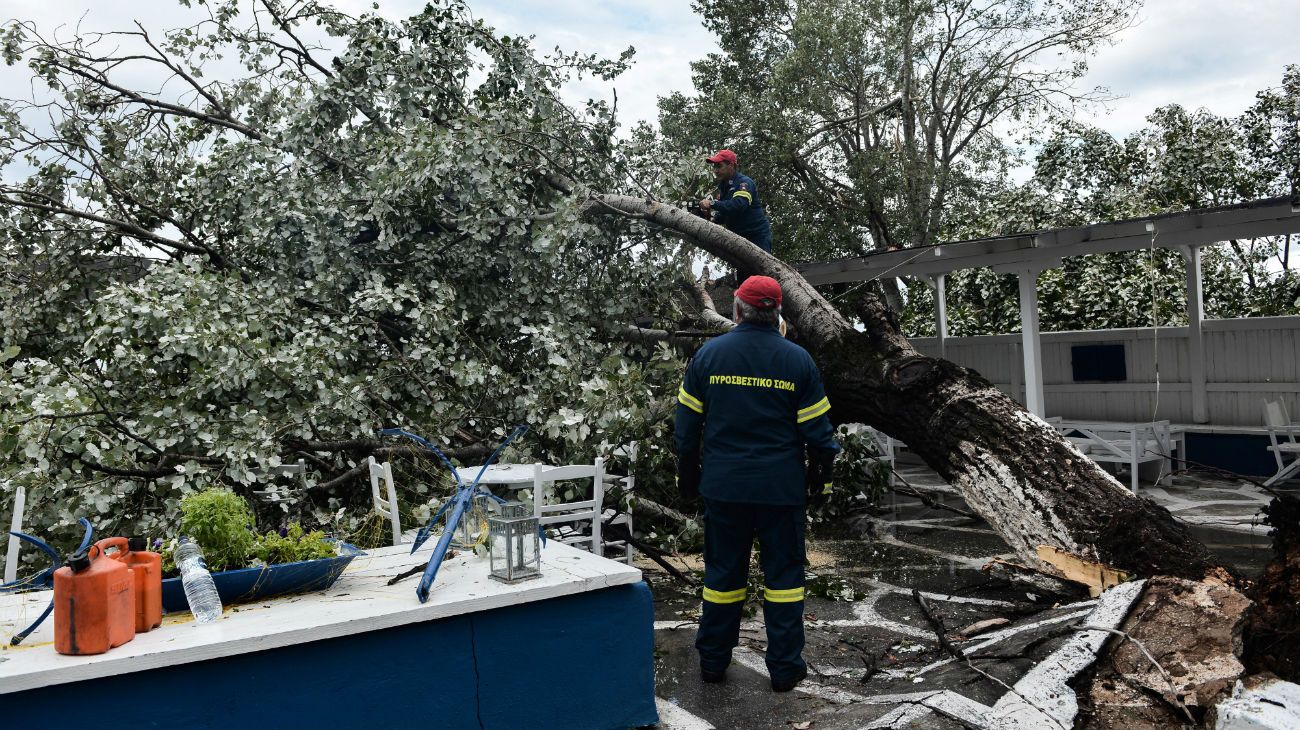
top-left (797, 196), bottom-right (1300, 422)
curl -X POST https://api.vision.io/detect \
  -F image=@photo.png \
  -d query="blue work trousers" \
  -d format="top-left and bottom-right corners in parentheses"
top-left (695, 499), bottom-right (806, 683)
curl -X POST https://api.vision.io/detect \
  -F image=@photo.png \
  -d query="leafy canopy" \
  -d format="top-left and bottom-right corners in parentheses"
top-left (0, 0), bottom-right (685, 554)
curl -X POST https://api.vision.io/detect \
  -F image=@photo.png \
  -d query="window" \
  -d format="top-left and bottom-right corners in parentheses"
top-left (1071, 344), bottom-right (1126, 382)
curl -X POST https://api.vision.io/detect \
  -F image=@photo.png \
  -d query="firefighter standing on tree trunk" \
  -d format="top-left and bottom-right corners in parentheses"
top-left (701, 149), bottom-right (772, 260)
top-left (673, 275), bottom-right (839, 693)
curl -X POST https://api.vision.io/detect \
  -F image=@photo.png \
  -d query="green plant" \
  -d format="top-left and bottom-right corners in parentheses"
top-left (807, 426), bottom-right (891, 527)
top-left (179, 489), bottom-right (257, 572)
top-left (251, 523), bottom-right (337, 565)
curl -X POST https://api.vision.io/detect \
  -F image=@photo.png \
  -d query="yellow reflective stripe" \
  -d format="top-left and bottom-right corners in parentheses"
top-left (797, 396), bottom-right (829, 417)
top-left (797, 396), bottom-right (831, 423)
top-left (703, 587), bottom-right (748, 604)
top-left (763, 586), bottom-right (805, 603)
top-left (732, 190), bottom-right (753, 204)
top-left (678, 386), bottom-right (704, 414)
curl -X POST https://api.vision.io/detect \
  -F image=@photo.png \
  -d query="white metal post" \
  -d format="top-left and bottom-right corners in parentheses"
top-left (5, 484), bottom-right (26, 583)
top-left (1180, 245), bottom-right (1208, 423)
top-left (1017, 268), bottom-right (1047, 417)
top-left (928, 274), bottom-right (949, 359)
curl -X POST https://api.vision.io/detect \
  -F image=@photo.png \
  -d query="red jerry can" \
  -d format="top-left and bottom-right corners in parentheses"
top-left (96, 536), bottom-right (163, 632)
top-left (53, 544), bottom-right (136, 655)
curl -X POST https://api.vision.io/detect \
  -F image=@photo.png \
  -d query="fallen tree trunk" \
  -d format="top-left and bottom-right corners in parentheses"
top-left (581, 194), bottom-right (1219, 579)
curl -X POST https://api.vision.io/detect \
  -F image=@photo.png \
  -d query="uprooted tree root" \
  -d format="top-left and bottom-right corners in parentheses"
top-left (1243, 494), bottom-right (1300, 682)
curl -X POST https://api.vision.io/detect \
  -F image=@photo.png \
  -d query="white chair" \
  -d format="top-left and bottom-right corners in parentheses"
top-left (1051, 420), bottom-right (1171, 493)
top-left (367, 456), bottom-right (403, 546)
top-left (251, 459), bottom-right (307, 506)
top-left (860, 426), bottom-right (898, 487)
top-left (1263, 400), bottom-right (1300, 487)
top-left (533, 458), bottom-right (605, 557)
top-left (599, 444), bottom-right (637, 565)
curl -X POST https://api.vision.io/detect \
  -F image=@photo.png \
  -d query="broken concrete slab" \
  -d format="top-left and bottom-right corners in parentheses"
top-left (986, 580), bottom-right (1146, 728)
top-left (1082, 576), bottom-right (1253, 728)
top-left (1211, 674), bottom-right (1300, 729)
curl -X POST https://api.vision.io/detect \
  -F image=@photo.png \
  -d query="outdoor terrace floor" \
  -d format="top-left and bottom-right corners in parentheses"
top-left (646, 464), bottom-right (1292, 729)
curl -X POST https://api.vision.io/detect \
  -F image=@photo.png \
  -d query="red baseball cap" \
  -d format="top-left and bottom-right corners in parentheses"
top-left (706, 149), bottom-right (738, 165)
top-left (735, 276), bottom-right (782, 309)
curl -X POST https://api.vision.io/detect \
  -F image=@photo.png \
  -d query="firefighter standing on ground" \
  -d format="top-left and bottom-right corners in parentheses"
top-left (673, 275), bottom-right (839, 693)
top-left (701, 149), bottom-right (772, 254)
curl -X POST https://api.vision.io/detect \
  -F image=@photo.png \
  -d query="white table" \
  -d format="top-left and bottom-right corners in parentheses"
top-left (1049, 419), bottom-right (1185, 493)
top-left (455, 462), bottom-right (536, 491)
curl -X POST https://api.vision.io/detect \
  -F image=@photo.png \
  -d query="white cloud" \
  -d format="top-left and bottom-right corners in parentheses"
top-left (467, 0), bottom-right (717, 130)
top-left (1076, 0), bottom-right (1300, 135)
top-left (2, 0), bottom-right (1293, 140)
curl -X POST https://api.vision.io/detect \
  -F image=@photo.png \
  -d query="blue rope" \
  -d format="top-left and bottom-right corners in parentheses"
top-left (378, 429), bottom-right (464, 486)
top-left (6, 518), bottom-right (93, 646)
top-left (379, 425), bottom-right (529, 603)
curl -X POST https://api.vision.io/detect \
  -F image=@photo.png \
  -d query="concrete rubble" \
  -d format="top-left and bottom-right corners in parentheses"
top-left (1211, 674), bottom-right (1300, 729)
top-left (1082, 577), bottom-right (1252, 728)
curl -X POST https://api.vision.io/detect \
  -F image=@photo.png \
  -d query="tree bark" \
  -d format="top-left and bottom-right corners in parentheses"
top-left (582, 194), bottom-right (1219, 580)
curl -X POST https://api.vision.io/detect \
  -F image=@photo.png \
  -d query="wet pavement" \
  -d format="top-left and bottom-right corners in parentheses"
top-left (645, 462), bottom-right (1285, 729)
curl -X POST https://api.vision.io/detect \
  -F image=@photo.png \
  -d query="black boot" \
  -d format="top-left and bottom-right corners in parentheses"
top-left (770, 665), bottom-right (807, 693)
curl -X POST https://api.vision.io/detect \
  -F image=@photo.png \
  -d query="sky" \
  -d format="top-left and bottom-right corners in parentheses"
top-left (471, 0), bottom-right (1300, 138)
top-left (1, 0), bottom-right (1295, 137)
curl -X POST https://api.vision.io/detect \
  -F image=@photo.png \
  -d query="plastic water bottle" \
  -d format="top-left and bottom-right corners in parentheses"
top-left (174, 537), bottom-right (223, 624)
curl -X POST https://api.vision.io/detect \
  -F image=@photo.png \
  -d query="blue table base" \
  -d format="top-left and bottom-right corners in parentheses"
top-left (7, 582), bottom-right (658, 730)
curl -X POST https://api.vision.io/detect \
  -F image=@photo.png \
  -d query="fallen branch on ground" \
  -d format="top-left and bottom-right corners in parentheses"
top-left (602, 516), bottom-right (697, 586)
top-left (912, 588), bottom-right (966, 661)
top-left (889, 469), bottom-right (978, 519)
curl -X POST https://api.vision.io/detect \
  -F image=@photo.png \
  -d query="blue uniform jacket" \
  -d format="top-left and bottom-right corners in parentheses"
top-left (713, 172), bottom-right (772, 252)
top-left (674, 323), bottom-right (840, 505)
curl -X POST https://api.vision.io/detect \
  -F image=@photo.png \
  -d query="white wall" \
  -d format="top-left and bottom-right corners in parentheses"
top-left (910, 316), bottom-right (1300, 426)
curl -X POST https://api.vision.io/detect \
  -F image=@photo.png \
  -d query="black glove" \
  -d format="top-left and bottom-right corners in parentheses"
top-left (806, 449), bottom-right (836, 496)
top-left (677, 451), bottom-right (701, 502)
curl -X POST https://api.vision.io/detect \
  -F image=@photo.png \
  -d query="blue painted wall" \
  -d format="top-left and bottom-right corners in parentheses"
top-left (1185, 433), bottom-right (1278, 479)
top-left (6, 582), bottom-right (658, 730)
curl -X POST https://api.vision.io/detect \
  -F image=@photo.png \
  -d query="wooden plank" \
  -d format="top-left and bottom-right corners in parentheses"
top-left (1044, 383), bottom-right (1193, 393)
top-left (1205, 329), bottom-right (1221, 383)
top-left (1036, 545), bottom-right (1131, 598)
top-left (1203, 314), bottom-right (1300, 332)
top-left (1285, 328), bottom-right (1300, 381)
top-left (0, 541), bottom-right (641, 694)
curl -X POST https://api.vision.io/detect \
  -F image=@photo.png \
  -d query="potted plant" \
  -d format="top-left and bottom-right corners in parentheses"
top-left (160, 489), bottom-right (362, 613)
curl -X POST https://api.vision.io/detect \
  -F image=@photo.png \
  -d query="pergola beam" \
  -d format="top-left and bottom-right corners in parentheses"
top-left (798, 197), bottom-right (1300, 286)
top-left (796, 197), bottom-right (1300, 421)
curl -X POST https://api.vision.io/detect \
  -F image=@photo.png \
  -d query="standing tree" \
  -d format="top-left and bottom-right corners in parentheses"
top-left (658, 0), bottom-right (1139, 269)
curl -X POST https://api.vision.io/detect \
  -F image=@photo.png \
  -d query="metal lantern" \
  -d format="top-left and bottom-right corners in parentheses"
top-left (488, 501), bottom-right (541, 583)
